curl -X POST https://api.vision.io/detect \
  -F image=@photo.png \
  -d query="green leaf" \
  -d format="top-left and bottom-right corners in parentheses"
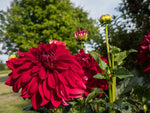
top-left (88, 51), bottom-right (108, 72)
top-left (88, 51), bottom-right (100, 63)
top-left (116, 75), bottom-right (141, 98)
top-left (85, 88), bottom-right (103, 103)
top-left (115, 67), bottom-right (134, 79)
top-left (114, 49), bottom-right (137, 65)
top-left (93, 73), bottom-right (106, 79)
top-left (110, 45), bottom-right (121, 54)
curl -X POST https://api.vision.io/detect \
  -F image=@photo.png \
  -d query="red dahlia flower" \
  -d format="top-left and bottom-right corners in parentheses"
top-left (5, 41), bottom-right (86, 110)
top-left (74, 49), bottom-right (108, 97)
top-left (137, 31), bottom-right (150, 72)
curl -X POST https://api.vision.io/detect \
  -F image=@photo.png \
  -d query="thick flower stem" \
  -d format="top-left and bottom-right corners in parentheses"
top-left (108, 83), bottom-right (112, 103)
top-left (105, 24), bottom-right (111, 67)
top-left (105, 24), bottom-right (116, 113)
top-left (112, 54), bottom-right (116, 113)
top-left (112, 54), bottom-right (116, 102)
top-left (80, 41), bottom-right (84, 49)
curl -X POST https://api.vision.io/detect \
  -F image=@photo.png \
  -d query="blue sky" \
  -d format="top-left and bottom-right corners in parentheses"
top-left (0, 0), bottom-right (122, 63)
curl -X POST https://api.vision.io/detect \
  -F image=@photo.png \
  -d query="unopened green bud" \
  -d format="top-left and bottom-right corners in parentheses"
top-left (8, 54), bottom-right (17, 60)
top-left (143, 105), bottom-right (147, 113)
top-left (99, 14), bottom-right (112, 24)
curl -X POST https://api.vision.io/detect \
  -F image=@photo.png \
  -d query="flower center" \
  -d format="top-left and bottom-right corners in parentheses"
top-left (41, 53), bottom-right (55, 69)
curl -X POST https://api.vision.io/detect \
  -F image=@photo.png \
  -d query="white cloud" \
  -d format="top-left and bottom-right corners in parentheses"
top-left (70, 0), bottom-right (122, 19)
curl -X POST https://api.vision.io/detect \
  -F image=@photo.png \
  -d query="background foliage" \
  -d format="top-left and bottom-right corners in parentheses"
top-left (0, 0), bottom-right (99, 54)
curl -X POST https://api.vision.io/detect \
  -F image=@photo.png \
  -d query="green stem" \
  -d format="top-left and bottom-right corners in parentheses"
top-left (112, 54), bottom-right (116, 113)
top-left (108, 83), bottom-right (112, 103)
top-left (105, 24), bottom-right (111, 68)
top-left (112, 54), bottom-right (116, 102)
top-left (80, 41), bottom-right (84, 49)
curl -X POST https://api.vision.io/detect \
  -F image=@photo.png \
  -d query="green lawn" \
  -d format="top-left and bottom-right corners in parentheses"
top-left (0, 70), bottom-right (11, 75)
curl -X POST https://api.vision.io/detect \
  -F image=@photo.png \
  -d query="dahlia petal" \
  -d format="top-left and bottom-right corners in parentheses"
top-left (140, 46), bottom-right (148, 50)
top-left (39, 66), bottom-right (46, 80)
top-left (65, 71), bottom-right (77, 88)
top-left (143, 64), bottom-right (150, 72)
top-left (76, 79), bottom-right (86, 89)
top-left (6, 58), bottom-right (17, 70)
top-left (13, 79), bottom-right (22, 92)
top-left (18, 51), bottom-right (23, 57)
top-left (61, 99), bottom-right (69, 106)
top-left (29, 77), bottom-right (39, 94)
top-left (5, 77), bottom-right (13, 86)
top-left (56, 71), bottom-right (68, 85)
top-left (31, 91), bottom-right (42, 110)
top-left (138, 58), bottom-right (147, 64)
top-left (51, 90), bottom-right (61, 108)
top-left (20, 62), bottom-right (32, 69)
top-left (21, 70), bottom-right (32, 84)
top-left (69, 88), bottom-right (84, 95)
top-left (56, 84), bottom-right (70, 101)
top-left (47, 73), bottom-right (56, 89)
top-left (43, 80), bottom-right (51, 100)
top-left (39, 83), bottom-right (49, 106)
top-left (21, 85), bottom-right (31, 98)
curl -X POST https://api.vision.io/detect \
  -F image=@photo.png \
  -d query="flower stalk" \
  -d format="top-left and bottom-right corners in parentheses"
top-left (100, 14), bottom-right (116, 113)
top-left (105, 24), bottom-right (111, 67)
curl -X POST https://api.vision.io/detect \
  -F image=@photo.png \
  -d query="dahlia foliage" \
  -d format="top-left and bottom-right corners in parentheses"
top-left (74, 49), bottom-right (108, 97)
top-left (5, 40), bottom-right (87, 110)
top-left (137, 31), bottom-right (150, 72)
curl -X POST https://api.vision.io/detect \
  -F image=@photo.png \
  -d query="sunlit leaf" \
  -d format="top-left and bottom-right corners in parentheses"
top-left (114, 67), bottom-right (134, 79)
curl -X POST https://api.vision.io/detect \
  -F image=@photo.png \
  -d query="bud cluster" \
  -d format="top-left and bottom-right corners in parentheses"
top-left (99, 14), bottom-right (112, 24)
top-left (73, 28), bottom-right (88, 41)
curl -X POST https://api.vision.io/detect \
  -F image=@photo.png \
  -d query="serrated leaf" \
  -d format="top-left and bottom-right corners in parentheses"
top-left (114, 49), bottom-right (137, 65)
top-left (88, 51), bottom-right (100, 63)
top-left (110, 45), bottom-right (121, 54)
top-left (85, 88), bottom-right (103, 103)
top-left (105, 103), bottom-right (121, 111)
top-left (116, 75), bottom-right (139, 98)
top-left (115, 67), bottom-right (134, 79)
top-left (93, 73), bottom-right (106, 79)
top-left (88, 51), bottom-right (108, 72)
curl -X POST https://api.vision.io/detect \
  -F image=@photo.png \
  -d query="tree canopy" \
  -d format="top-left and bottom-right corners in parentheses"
top-left (0, 0), bottom-right (99, 54)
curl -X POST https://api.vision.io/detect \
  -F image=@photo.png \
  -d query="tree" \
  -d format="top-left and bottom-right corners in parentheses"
top-left (0, 0), bottom-right (100, 54)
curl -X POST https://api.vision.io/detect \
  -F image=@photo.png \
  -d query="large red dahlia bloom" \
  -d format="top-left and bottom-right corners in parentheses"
top-left (5, 41), bottom-right (86, 110)
top-left (137, 31), bottom-right (150, 72)
top-left (74, 49), bottom-right (108, 97)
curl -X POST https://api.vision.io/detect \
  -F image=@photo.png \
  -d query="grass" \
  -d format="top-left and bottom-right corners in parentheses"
top-left (0, 70), bottom-right (38, 113)
top-left (0, 70), bottom-right (11, 75)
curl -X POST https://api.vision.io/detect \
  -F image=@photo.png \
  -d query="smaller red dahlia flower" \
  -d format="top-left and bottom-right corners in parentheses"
top-left (5, 40), bottom-right (86, 110)
top-left (74, 49), bottom-right (108, 97)
top-left (137, 31), bottom-right (150, 72)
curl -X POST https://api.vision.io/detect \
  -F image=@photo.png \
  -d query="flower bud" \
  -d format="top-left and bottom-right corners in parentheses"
top-left (99, 14), bottom-right (112, 24)
top-left (143, 105), bottom-right (147, 113)
top-left (8, 54), bottom-right (17, 60)
top-left (73, 28), bottom-right (88, 41)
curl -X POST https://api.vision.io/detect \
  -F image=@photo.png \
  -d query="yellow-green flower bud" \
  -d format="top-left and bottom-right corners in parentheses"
top-left (143, 105), bottom-right (147, 113)
top-left (99, 14), bottom-right (112, 24)
top-left (8, 54), bottom-right (17, 60)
